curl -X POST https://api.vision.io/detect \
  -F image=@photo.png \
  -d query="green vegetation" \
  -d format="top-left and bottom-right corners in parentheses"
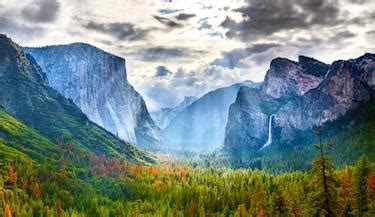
top-left (0, 108), bottom-right (374, 216)
top-left (0, 78), bottom-right (155, 164)
top-left (0, 108), bottom-right (57, 164)
top-left (0, 143), bottom-right (374, 216)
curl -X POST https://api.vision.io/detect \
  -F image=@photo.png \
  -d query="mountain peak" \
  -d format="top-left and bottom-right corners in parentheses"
top-left (0, 34), bottom-right (47, 84)
top-left (24, 43), bottom-right (163, 150)
top-left (263, 55), bottom-right (326, 98)
top-left (298, 55), bottom-right (329, 78)
top-left (269, 57), bottom-right (297, 71)
top-left (0, 34), bottom-right (12, 44)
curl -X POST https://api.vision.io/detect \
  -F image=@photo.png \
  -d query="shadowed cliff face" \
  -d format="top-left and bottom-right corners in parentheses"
top-left (163, 81), bottom-right (260, 148)
top-left (224, 54), bottom-right (374, 152)
top-left (24, 44), bottom-right (164, 150)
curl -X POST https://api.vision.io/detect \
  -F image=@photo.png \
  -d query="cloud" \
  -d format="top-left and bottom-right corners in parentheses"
top-left (158, 8), bottom-right (182, 15)
top-left (143, 83), bottom-right (181, 110)
top-left (153, 15), bottom-right (183, 28)
top-left (21, 0), bottom-right (60, 23)
top-left (175, 13), bottom-right (196, 21)
top-left (133, 46), bottom-right (205, 62)
top-left (349, 0), bottom-right (369, 4)
top-left (211, 43), bottom-right (280, 69)
top-left (198, 18), bottom-right (213, 30)
top-left (0, 10), bottom-right (45, 40)
top-left (82, 21), bottom-right (147, 41)
top-left (221, 0), bottom-right (341, 41)
top-left (155, 66), bottom-right (172, 77)
top-left (329, 31), bottom-right (356, 42)
top-left (1, 0), bottom-right (372, 111)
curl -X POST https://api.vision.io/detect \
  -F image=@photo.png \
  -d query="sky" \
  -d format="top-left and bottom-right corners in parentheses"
top-left (0, 0), bottom-right (374, 111)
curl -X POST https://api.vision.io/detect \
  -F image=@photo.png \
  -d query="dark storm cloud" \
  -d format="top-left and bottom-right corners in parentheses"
top-left (155, 66), bottom-right (172, 77)
top-left (0, 11), bottom-right (45, 40)
top-left (221, 0), bottom-right (341, 41)
top-left (153, 15), bottom-right (183, 28)
top-left (175, 13), bottom-right (196, 21)
top-left (329, 31), bottom-right (356, 41)
top-left (349, 0), bottom-right (369, 4)
top-left (21, 0), bottom-right (60, 23)
top-left (134, 47), bottom-right (205, 62)
top-left (211, 43), bottom-right (279, 69)
top-left (83, 21), bottom-right (147, 41)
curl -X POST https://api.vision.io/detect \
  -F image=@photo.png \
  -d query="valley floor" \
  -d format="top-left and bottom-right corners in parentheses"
top-left (0, 149), bottom-right (374, 216)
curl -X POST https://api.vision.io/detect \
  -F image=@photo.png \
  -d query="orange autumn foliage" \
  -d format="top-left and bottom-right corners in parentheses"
top-left (153, 180), bottom-right (162, 189)
top-left (188, 201), bottom-right (197, 216)
top-left (257, 208), bottom-right (266, 217)
top-left (337, 166), bottom-right (355, 206)
top-left (56, 199), bottom-right (63, 217)
top-left (33, 182), bottom-right (41, 199)
top-left (21, 176), bottom-right (27, 194)
top-left (367, 172), bottom-right (375, 198)
top-left (179, 168), bottom-right (186, 178)
top-left (6, 163), bottom-right (16, 185)
top-left (3, 203), bottom-right (12, 217)
top-left (149, 166), bottom-right (157, 176)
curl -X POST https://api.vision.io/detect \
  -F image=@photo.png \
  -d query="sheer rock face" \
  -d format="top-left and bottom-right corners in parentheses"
top-left (262, 56), bottom-right (328, 98)
top-left (163, 81), bottom-right (260, 148)
top-left (24, 44), bottom-right (163, 150)
top-left (0, 34), bottom-right (154, 162)
top-left (224, 87), bottom-right (269, 150)
top-left (224, 54), bottom-right (374, 151)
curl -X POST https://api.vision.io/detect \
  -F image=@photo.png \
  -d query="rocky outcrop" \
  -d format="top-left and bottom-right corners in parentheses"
top-left (164, 81), bottom-right (260, 148)
top-left (151, 96), bottom-right (196, 130)
top-left (24, 44), bottom-right (163, 150)
top-left (224, 54), bottom-right (374, 152)
top-left (262, 56), bottom-right (328, 98)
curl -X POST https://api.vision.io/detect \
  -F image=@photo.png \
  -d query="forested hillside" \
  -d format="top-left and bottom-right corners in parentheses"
top-left (1, 130), bottom-right (374, 216)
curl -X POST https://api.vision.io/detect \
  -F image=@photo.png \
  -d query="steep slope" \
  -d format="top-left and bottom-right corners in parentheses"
top-left (24, 44), bottom-right (163, 150)
top-left (164, 81), bottom-right (260, 148)
top-left (0, 34), bottom-right (155, 163)
top-left (232, 99), bottom-right (375, 170)
top-left (151, 96), bottom-right (196, 130)
top-left (224, 54), bottom-right (374, 164)
top-left (0, 107), bottom-right (57, 164)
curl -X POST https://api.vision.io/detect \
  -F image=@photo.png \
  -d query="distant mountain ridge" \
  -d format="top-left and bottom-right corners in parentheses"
top-left (164, 80), bottom-right (261, 148)
top-left (151, 96), bottom-right (197, 130)
top-left (24, 44), bottom-right (163, 150)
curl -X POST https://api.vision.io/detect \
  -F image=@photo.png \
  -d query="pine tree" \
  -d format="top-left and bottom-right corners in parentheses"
top-left (308, 127), bottom-right (337, 216)
top-left (0, 175), bottom-right (4, 189)
top-left (354, 155), bottom-right (370, 215)
top-left (270, 189), bottom-right (288, 216)
top-left (56, 199), bottom-right (63, 217)
top-left (337, 166), bottom-right (355, 216)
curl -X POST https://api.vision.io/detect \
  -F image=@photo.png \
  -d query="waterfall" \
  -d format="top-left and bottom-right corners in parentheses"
top-left (261, 114), bottom-right (275, 149)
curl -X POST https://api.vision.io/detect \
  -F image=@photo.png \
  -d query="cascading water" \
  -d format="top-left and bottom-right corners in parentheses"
top-left (261, 114), bottom-right (275, 149)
